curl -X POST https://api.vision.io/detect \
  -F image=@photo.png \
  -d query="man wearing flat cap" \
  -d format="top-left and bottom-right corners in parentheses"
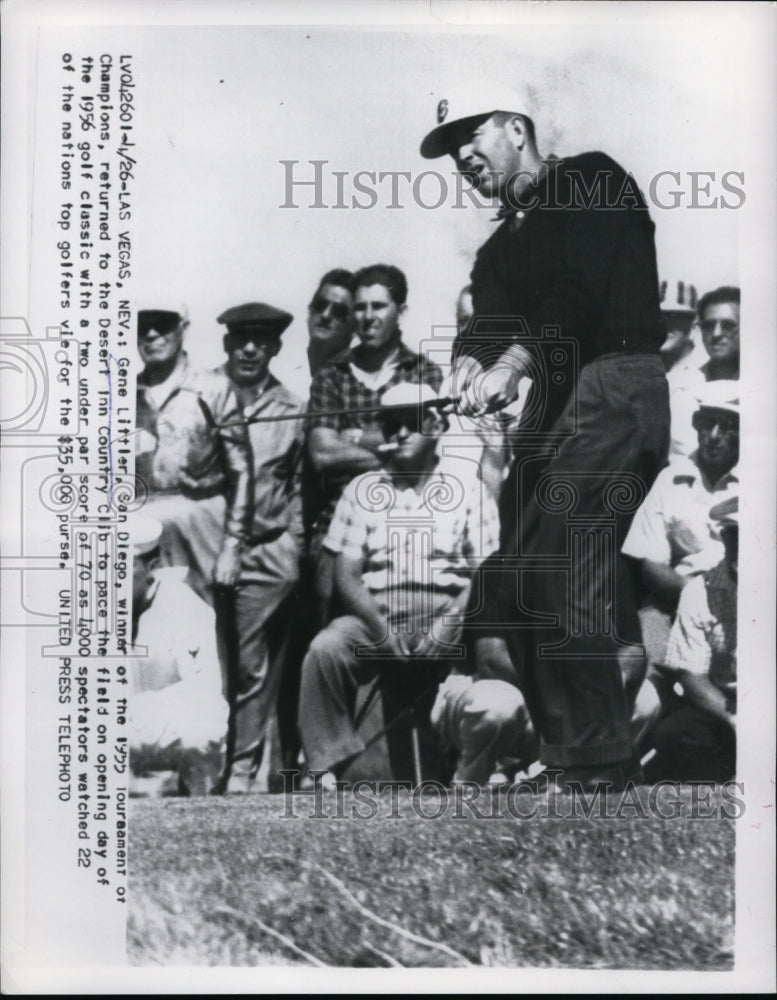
top-left (213, 302), bottom-right (306, 793)
top-left (420, 82), bottom-right (670, 790)
top-left (136, 308), bottom-right (253, 605)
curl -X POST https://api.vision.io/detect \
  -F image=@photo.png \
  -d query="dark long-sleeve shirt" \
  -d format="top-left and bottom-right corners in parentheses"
top-left (459, 151), bottom-right (665, 430)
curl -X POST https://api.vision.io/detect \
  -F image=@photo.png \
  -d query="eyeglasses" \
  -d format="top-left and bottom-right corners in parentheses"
top-left (692, 410), bottom-right (739, 434)
top-left (310, 295), bottom-right (351, 321)
top-left (699, 319), bottom-right (739, 338)
top-left (139, 324), bottom-right (180, 338)
top-left (225, 331), bottom-right (277, 351)
top-left (381, 407), bottom-right (426, 438)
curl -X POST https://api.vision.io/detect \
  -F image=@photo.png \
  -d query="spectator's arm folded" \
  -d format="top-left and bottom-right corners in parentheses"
top-left (308, 426), bottom-right (382, 477)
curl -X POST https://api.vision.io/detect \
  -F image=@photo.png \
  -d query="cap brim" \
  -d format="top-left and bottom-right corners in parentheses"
top-left (225, 320), bottom-right (292, 337)
top-left (419, 113), bottom-right (492, 159)
top-left (696, 403), bottom-right (739, 416)
top-left (138, 310), bottom-right (182, 334)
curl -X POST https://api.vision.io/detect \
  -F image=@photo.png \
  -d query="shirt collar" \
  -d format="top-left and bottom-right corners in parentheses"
top-left (215, 365), bottom-right (290, 419)
top-left (491, 156), bottom-right (559, 224)
top-left (138, 352), bottom-right (190, 397)
top-left (236, 370), bottom-right (273, 412)
top-left (685, 451), bottom-right (739, 491)
top-left (373, 461), bottom-right (445, 492)
top-left (332, 339), bottom-right (417, 371)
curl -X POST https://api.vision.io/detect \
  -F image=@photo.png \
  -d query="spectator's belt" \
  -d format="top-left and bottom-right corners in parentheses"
top-left (149, 483), bottom-right (225, 501)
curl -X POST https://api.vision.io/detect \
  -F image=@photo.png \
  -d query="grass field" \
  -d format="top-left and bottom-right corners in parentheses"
top-left (128, 784), bottom-right (735, 969)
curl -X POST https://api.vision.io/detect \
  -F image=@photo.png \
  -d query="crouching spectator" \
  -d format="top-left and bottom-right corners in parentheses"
top-left (129, 516), bottom-right (228, 795)
top-left (299, 383), bottom-right (531, 784)
top-left (430, 673), bottom-right (535, 785)
top-left (645, 496), bottom-right (738, 783)
top-left (622, 382), bottom-right (738, 733)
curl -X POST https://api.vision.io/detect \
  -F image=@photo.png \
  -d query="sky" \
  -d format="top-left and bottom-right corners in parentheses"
top-left (106, 11), bottom-right (760, 395)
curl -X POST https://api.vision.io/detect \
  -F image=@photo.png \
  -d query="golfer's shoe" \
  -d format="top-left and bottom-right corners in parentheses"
top-left (504, 764), bottom-right (628, 796)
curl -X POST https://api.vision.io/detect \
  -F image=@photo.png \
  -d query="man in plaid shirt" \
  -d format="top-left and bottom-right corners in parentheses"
top-left (299, 383), bottom-right (534, 785)
top-left (306, 263), bottom-right (443, 624)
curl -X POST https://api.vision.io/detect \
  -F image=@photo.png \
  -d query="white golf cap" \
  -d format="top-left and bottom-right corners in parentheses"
top-left (420, 80), bottom-right (535, 159)
top-left (694, 380), bottom-right (739, 416)
top-left (659, 279), bottom-right (698, 314)
top-left (380, 381), bottom-right (438, 410)
top-left (130, 515), bottom-right (163, 556)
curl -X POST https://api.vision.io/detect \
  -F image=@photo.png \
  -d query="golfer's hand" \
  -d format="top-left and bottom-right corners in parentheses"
top-left (461, 365), bottom-right (522, 416)
top-left (457, 347), bottom-right (533, 417)
top-left (213, 537), bottom-right (242, 588)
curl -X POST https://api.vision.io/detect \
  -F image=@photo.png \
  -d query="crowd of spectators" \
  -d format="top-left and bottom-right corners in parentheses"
top-left (128, 268), bottom-right (740, 795)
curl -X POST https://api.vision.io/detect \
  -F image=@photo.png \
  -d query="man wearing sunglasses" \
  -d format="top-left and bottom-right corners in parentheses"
top-left (136, 308), bottom-right (253, 606)
top-left (697, 286), bottom-right (740, 382)
top-left (306, 269), bottom-right (355, 378)
top-left (300, 270), bottom-right (357, 609)
top-left (299, 383), bottom-right (533, 785)
top-left (306, 263), bottom-right (442, 625)
top-left (668, 285), bottom-right (740, 457)
top-left (211, 302), bottom-right (306, 794)
top-left (623, 383), bottom-right (739, 721)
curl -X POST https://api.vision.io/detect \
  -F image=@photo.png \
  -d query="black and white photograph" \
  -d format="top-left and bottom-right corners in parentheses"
top-left (1, 0), bottom-right (775, 992)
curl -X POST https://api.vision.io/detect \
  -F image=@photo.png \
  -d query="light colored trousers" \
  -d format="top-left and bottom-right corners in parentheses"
top-left (300, 613), bottom-right (534, 784)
